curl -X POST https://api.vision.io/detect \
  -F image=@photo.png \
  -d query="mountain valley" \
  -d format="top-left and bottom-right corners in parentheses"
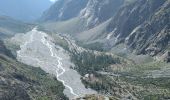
top-left (0, 0), bottom-right (170, 100)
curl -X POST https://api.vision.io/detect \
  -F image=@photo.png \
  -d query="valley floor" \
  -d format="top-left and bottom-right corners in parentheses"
top-left (11, 28), bottom-right (96, 99)
top-left (5, 27), bottom-right (170, 100)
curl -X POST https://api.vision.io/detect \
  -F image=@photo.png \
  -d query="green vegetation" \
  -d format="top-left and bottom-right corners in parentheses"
top-left (82, 74), bottom-right (120, 93)
top-left (78, 42), bottom-right (104, 52)
top-left (76, 94), bottom-right (118, 100)
top-left (70, 51), bottom-right (122, 75)
top-left (37, 24), bottom-right (170, 100)
top-left (117, 61), bottom-right (169, 77)
top-left (37, 26), bottom-right (69, 51)
top-left (0, 25), bottom-right (69, 100)
top-left (113, 61), bottom-right (170, 99)
top-left (0, 54), bottom-right (68, 100)
top-left (79, 53), bottom-right (170, 100)
top-left (3, 39), bottom-right (20, 58)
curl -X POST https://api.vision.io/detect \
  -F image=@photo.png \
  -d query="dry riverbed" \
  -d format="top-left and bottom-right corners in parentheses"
top-left (10, 28), bottom-right (96, 99)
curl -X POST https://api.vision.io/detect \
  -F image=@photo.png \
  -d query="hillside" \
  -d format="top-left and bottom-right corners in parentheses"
top-left (40, 0), bottom-right (124, 33)
top-left (41, 0), bottom-right (89, 22)
top-left (38, 2), bottom-right (170, 98)
top-left (0, 41), bottom-right (68, 100)
top-left (107, 0), bottom-right (170, 56)
top-left (41, 0), bottom-right (170, 57)
top-left (0, 0), bottom-right (169, 99)
top-left (37, 26), bottom-right (170, 100)
top-left (0, 15), bottom-right (68, 100)
top-left (77, 0), bottom-right (170, 57)
top-left (0, 16), bottom-right (34, 38)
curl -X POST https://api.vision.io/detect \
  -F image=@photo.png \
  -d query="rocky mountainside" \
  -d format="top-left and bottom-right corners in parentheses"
top-left (79, 0), bottom-right (124, 28)
top-left (41, 0), bottom-right (124, 29)
top-left (41, 0), bottom-right (170, 57)
top-left (107, 0), bottom-right (170, 56)
top-left (0, 0), bottom-right (169, 99)
top-left (41, 0), bottom-right (88, 22)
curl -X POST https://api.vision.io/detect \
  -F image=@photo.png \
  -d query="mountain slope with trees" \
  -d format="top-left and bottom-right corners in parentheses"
top-left (41, 0), bottom-right (170, 57)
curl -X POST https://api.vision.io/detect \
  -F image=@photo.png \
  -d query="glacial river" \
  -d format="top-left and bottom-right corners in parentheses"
top-left (15, 28), bottom-right (96, 99)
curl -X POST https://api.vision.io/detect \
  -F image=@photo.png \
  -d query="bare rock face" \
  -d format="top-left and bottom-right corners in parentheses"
top-left (79, 0), bottom-right (124, 28)
top-left (41, 0), bottom-right (124, 29)
top-left (107, 0), bottom-right (170, 56)
top-left (41, 0), bottom-right (89, 22)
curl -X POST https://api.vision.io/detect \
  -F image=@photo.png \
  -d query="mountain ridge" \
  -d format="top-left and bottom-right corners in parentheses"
top-left (41, 0), bottom-right (170, 57)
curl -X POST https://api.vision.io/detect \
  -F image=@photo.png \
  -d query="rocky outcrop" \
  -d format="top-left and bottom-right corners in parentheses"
top-left (79, 0), bottom-right (124, 28)
top-left (107, 0), bottom-right (170, 56)
top-left (41, 0), bottom-right (89, 22)
top-left (41, 0), bottom-right (124, 29)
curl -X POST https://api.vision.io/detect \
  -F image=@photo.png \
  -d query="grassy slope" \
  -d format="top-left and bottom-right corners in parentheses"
top-left (81, 56), bottom-right (170, 99)
top-left (0, 54), bottom-right (68, 100)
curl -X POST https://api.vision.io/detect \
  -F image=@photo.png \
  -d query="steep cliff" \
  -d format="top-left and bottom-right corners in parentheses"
top-left (107, 0), bottom-right (170, 55)
top-left (41, 0), bottom-right (124, 29)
